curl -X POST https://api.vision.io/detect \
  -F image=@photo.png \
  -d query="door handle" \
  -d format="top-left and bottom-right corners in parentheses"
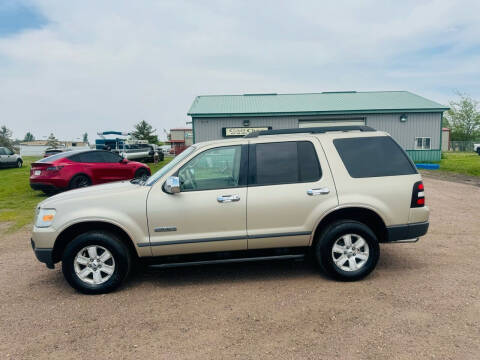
top-left (307, 188), bottom-right (330, 196)
top-left (217, 194), bottom-right (240, 203)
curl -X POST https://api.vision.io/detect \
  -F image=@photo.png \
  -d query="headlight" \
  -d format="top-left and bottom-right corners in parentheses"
top-left (35, 208), bottom-right (56, 228)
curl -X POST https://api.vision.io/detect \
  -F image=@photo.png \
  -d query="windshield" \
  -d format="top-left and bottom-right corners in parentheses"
top-left (145, 146), bottom-right (196, 186)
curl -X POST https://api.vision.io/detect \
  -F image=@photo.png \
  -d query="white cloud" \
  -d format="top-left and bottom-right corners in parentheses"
top-left (0, 0), bottom-right (479, 140)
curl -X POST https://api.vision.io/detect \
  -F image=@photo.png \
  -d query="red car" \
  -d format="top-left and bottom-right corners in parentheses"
top-left (30, 150), bottom-right (151, 194)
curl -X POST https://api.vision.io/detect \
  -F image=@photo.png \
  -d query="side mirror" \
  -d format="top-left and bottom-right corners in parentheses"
top-left (165, 176), bottom-right (180, 194)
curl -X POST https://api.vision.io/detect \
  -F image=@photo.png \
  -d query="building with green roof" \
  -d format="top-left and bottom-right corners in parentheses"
top-left (188, 91), bottom-right (449, 162)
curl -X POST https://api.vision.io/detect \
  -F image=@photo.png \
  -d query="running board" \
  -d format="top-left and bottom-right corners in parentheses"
top-left (389, 237), bottom-right (419, 243)
top-left (147, 254), bottom-right (305, 269)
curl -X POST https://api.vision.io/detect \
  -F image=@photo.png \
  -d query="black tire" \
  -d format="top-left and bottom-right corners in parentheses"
top-left (134, 168), bottom-right (149, 179)
top-left (62, 231), bottom-right (131, 294)
top-left (477, 148), bottom-right (480, 155)
top-left (314, 220), bottom-right (380, 281)
top-left (69, 174), bottom-right (91, 189)
top-left (158, 153), bottom-right (164, 161)
top-left (17, 159), bottom-right (23, 168)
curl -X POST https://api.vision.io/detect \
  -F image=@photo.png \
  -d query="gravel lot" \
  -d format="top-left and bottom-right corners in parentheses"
top-left (1, 177), bottom-right (479, 360)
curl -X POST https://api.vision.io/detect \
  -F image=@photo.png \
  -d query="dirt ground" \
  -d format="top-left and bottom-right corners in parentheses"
top-left (0, 177), bottom-right (479, 360)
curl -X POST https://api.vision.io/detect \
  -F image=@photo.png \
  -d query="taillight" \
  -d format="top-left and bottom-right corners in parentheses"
top-left (411, 181), bottom-right (425, 208)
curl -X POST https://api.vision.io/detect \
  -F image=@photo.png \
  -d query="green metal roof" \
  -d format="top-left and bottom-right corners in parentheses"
top-left (188, 91), bottom-right (449, 117)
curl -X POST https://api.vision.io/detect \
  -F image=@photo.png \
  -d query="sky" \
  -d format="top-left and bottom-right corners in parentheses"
top-left (0, 0), bottom-right (479, 142)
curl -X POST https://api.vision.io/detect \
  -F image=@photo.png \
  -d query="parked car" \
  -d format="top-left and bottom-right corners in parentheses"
top-left (474, 143), bottom-right (480, 155)
top-left (31, 126), bottom-right (429, 294)
top-left (117, 143), bottom-right (164, 162)
top-left (0, 147), bottom-right (23, 168)
top-left (30, 149), bottom-right (150, 194)
top-left (44, 148), bottom-right (63, 158)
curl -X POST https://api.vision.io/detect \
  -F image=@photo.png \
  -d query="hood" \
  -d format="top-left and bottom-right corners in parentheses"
top-left (38, 181), bottom-right (149, 208)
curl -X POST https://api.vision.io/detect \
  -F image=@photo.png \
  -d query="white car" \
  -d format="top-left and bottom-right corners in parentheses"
top-left (0, 147), bottom-right (23, 168)
top-left (474, 143), bottom-right (480, 155)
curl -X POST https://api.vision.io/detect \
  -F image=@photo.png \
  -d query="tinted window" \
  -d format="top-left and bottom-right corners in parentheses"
top-left (99, 151), bottom-right (122, 163)
top-left (252, 141), bottom-right (321, 186)
top-left (178, 146), bottom-right (242, 191)
top-left (39, 152), bottom-right (71, 162)
top-left (334, 136), bottom-right (417, 178)
top-left (298, 141), bottom-right (321, 182)
top-left (69, 151), bottom-right (104, 163)
top-left (0, 148), bottom-right (6, 155)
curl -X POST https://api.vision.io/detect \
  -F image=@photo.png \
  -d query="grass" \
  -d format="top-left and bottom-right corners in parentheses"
top-left (0, 156), bottom-right (172, 233)
top-left (437, 152), bottom-right (480, 177)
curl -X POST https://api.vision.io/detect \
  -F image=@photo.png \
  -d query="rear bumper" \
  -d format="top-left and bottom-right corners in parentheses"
top-left (31, 238), bottom-right (54, 269)
top-left (384, 221), bottom-right (429, 243)
top-left (30, 182), bottom-right (64, 192)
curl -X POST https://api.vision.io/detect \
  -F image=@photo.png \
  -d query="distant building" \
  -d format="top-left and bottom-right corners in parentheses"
top-left (188, 91), bottom-right (449, 162)
top-left (19, 140), bottom-right (89, 156)
top-left (167, 128), bottom-right (193, 155)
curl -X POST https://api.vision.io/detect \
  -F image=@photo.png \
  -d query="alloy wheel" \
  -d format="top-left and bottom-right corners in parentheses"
top-left (331, 234), bottom-right (370, 272)
top-left (73, 245), bottom-right (115, 285)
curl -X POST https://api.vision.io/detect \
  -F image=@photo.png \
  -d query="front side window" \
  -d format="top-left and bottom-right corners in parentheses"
top-left (0, 148), bottom-right (5, 155)
top-left (99, 151), bottom-right (122, 163)
top-left (415, 137), bottom-right (431, 150)
top-left (178, 146), bottom-right (242, 191)
top-left (251, 141), bottom-right (321, 186)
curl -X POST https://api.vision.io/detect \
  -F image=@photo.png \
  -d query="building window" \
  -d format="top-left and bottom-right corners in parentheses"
top-left (415, 137), bottom-right (431, 150)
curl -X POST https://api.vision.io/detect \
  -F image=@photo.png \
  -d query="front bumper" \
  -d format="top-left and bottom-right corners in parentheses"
top-left (31, 238), bottom-right (54, 269)
top-left (384, 221), bottom-right (429, 243)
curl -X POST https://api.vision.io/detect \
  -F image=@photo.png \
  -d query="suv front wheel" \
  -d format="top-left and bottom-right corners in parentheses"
top-left (314, 220), bottom-right (380, 281)
top-left (62, 231), bottom-right (131, 294)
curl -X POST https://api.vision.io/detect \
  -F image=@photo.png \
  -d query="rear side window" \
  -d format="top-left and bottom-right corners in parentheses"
top-left (39, 152), bottom-right (69, 162)
top-left (251, 141), bottom-right (321, 186)
top-left (333, 136), bottom-right (417, 178)
top-left (69, 151), bottom-right (104, 163)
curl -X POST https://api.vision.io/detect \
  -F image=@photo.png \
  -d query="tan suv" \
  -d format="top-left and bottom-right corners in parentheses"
top-left (31, 126), bottom-right (429, 294)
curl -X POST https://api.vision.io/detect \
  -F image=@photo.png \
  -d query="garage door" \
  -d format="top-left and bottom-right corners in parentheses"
top-left (299, 119), bottom-right (365, 128)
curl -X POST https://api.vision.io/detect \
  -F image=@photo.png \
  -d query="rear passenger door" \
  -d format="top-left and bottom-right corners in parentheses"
top-left (246, 139), bottom-right (338, 249)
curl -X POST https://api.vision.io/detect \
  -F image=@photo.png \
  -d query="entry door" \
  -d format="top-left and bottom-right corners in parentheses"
top-left (147, 145), bottom-right (248, 256)
top-left (246, 139), bottom-right (338, 249)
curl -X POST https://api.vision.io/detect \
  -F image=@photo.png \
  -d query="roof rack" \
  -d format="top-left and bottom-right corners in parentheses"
top-left (244, 126), bottom-right (376, 138)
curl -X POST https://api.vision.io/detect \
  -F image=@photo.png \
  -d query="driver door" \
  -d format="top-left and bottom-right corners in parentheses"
top-left (146, 144), bottom-right (248, 256)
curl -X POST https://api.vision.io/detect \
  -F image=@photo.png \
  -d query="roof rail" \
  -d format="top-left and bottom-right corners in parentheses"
top-left (244, 126), bottom-right (376, 138)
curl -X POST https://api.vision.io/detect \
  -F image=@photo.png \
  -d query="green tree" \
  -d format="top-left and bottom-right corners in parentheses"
top-left (0, 125), bottom-right (13, 148)
top-left (132, 120), bottom-right (158, 144)
top-left (82, 132), bottom-right (89, 144)
top-left (444, 93), bottom-right (480, 141)
top-left (23, 132), bottom-right (35, 142)
top-left (46, 133), bottom-right (60, 148)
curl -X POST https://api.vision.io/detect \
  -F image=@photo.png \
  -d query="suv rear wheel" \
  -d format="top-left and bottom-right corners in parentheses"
top-left (62, 231), bottom-right (131, 294)
top-left (314, 220), bottom-right (379, 281)
top-left (16, 159), bottom-right (23, 168)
